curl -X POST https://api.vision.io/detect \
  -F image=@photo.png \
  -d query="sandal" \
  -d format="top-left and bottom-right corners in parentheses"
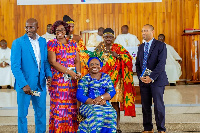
top-left (116, 129), bottom-right (122, 133)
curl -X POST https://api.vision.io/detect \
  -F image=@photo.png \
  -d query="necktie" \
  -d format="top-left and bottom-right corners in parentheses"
top-left (142, 42), bottom-right (149, 71)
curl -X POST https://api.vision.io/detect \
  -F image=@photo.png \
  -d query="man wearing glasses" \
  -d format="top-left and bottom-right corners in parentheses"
top-left (11, 18), bottom-right (52, 133)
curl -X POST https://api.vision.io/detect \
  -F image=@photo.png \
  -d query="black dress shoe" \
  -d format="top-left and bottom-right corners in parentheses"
top-left (116, 129), bottom-right (122, 133)
top-left (7, 85), bottom-right (11, 89)
top-left (170, 83), bottom-right (176, 86)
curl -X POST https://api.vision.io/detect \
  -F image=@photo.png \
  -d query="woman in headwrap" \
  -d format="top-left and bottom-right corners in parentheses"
top-left (76, 57), bottom-right (117, 133)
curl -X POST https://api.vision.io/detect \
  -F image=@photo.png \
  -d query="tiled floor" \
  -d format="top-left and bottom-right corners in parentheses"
top-left (0, 85), bottom-right (199, 108)
top-left (0, 85), bottom-right (200, 132)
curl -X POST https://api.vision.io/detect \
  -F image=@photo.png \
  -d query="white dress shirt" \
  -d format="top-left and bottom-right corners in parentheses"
top-left (29, 34), bottom-right (41, 72)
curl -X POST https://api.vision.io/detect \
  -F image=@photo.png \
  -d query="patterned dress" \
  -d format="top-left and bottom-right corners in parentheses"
top-left (97, 43), bottom-right (136, 116)
top-left (76, 73), bottom-right (117, 133)
top-left (76, 39), bottom-right (90, 78)
top-left (47, 38), bottom-right (78, 133)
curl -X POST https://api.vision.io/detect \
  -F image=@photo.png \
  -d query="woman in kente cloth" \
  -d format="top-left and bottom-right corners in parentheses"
top-left (63, 15), bottom-right (89, 78)
top-left (76, 57), bottom-right (117, 133)
top-left (47, 20), bottom-right (81, 132)
top-left (94, 28), bottom-right (136, 133)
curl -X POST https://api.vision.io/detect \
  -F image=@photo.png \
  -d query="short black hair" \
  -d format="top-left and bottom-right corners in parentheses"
top-left (47, 24), bottom-right (52, 27)
top-left (0, 39), bottom-right (7, 43)
top-left (158, 34), bottom-right (165, 39)
top-left (122, 25), bottom-right (129, 29)
top-left (144, 24), bottom-right (154, 31)
top-left (98, 27), bottom-right (104, 31)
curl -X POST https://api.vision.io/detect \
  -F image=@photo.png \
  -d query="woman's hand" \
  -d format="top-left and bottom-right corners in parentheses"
top-left (75, 72), bottom-right (81, 80)
top-left (99, 99), bottom-right (107, 105)
top-left (85, 98), bottom-right (94, 104)
top-left (67, 70), bottom-right (77, 79)
top-left (93, 96), bottom-right (102, 105)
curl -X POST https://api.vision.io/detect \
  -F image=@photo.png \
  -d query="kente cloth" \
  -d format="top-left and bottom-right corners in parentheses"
top-left (77, 73), bottom-right (117, 133)
top-left (97, 43), bottom-right (136, 116)
top-left (47, 38), bottom-right (78, 133)
top-left (77, 39), bottom-right (90, 78)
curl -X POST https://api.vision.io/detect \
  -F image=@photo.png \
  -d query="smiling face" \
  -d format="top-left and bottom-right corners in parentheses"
top-left (0, 40), bottom-right (7, 49)
top-left (103, 34), bottom-right (114, 45)
top-left (55, 25), bottom-right (66, 39)
top-left (89, 59), bottom-right (101, 74)
top-left (25, 21), bottom-right (38, 40)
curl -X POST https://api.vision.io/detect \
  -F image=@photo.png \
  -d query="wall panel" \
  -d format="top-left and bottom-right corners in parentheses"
top-left (0, 0), bottom-right (199, 80)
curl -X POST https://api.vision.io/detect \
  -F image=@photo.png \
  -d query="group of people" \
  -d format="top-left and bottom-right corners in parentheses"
top-left (8, 14), bottom-right (182, 133)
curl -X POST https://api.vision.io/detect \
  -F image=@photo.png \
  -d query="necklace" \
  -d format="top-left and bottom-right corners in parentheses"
top-left (102, 43), bottom-right (112, 54)
top-left (69, 34), bottom-right (73, 40)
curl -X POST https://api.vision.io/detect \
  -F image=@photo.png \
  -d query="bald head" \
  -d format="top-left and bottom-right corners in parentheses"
top-left (25, 18), bottom-right (38, 40)
top-left (144, 24), bottom-right (154, 31)
top-left (26, 18), bottom-right (38, 27)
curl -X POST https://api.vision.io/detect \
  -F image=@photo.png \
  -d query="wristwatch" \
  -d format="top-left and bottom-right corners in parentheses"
top-left (100, 95), bottom-right (104, 100)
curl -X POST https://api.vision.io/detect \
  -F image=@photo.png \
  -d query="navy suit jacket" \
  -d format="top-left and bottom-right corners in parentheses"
top-left (136, 38), bottom-right (168, 87)
top-left (11, 34), bottom-right (52, 92)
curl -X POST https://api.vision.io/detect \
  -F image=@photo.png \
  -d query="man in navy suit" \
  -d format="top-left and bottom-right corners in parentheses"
top-left (136, 24), bottom-right (168, 133)
top-left (11, 18), bottom-right (52, 133)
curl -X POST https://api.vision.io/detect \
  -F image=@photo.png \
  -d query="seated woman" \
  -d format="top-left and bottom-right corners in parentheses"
top-left (76, 57), bottom-right (117, 133)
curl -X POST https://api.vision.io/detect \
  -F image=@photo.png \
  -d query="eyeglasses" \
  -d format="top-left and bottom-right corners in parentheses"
top-left (56, 29), bottom-right (66, 33)
top-left (24, 26), bottom-right (35, 30)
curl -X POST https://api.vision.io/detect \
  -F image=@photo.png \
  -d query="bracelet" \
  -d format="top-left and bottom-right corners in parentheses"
top-left (65, 68), bottom-right (69, 74)
top-left (117, 54), bottom-right (121, 58)
top-left (77, 72), bottom-right (81, 76)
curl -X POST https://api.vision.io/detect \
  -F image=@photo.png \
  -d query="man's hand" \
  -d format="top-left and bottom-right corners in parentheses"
top-left (110, 51), bottom-right (119, 58)
top-left (177, 60), bottom-right (182, 63)
top-left (0, 62), bottom-right (9, 67)
top-left (23, 85), bottom-right (32, 95)
top-left (140, 77), bottom-right (146, 82)
top-left (140, 76), bottom-right (152, 84)
top-left (47, 76), bottom-right (52, 87)
top-left (0, 62), bottom-right (3, 67)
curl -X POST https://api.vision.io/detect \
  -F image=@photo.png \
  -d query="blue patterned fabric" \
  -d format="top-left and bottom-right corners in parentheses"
top-left (76, 73), bottom-right (117, 133)
top-left (142, 42), bottom-right (149, 71)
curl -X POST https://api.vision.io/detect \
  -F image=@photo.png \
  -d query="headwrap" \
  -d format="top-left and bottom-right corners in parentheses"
top-left (63, 15), bottom-right (75, 24)
top-left (87, 57), bottom-right (103, 68)
top-left (103, 28), bottom-right (114, 36)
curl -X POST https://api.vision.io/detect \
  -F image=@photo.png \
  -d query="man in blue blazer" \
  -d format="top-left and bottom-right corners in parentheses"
top-left (136, 24), bottom-right (168, 133)
top-left (11, 18), bottom-right (52, 133)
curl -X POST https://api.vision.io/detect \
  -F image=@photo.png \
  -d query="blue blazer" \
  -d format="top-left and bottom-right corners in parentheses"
top-left (136, 38), bottom-right (168, 87)
top-left (11, 34), bottom-right (52, 92)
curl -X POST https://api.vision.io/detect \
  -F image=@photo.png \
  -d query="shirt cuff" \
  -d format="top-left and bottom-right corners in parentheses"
top-left (150, 78), bottom-right (154, 83)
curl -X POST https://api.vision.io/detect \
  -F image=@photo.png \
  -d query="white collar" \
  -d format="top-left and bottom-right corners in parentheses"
top-left (29, 33), bottom-right (40, 41)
